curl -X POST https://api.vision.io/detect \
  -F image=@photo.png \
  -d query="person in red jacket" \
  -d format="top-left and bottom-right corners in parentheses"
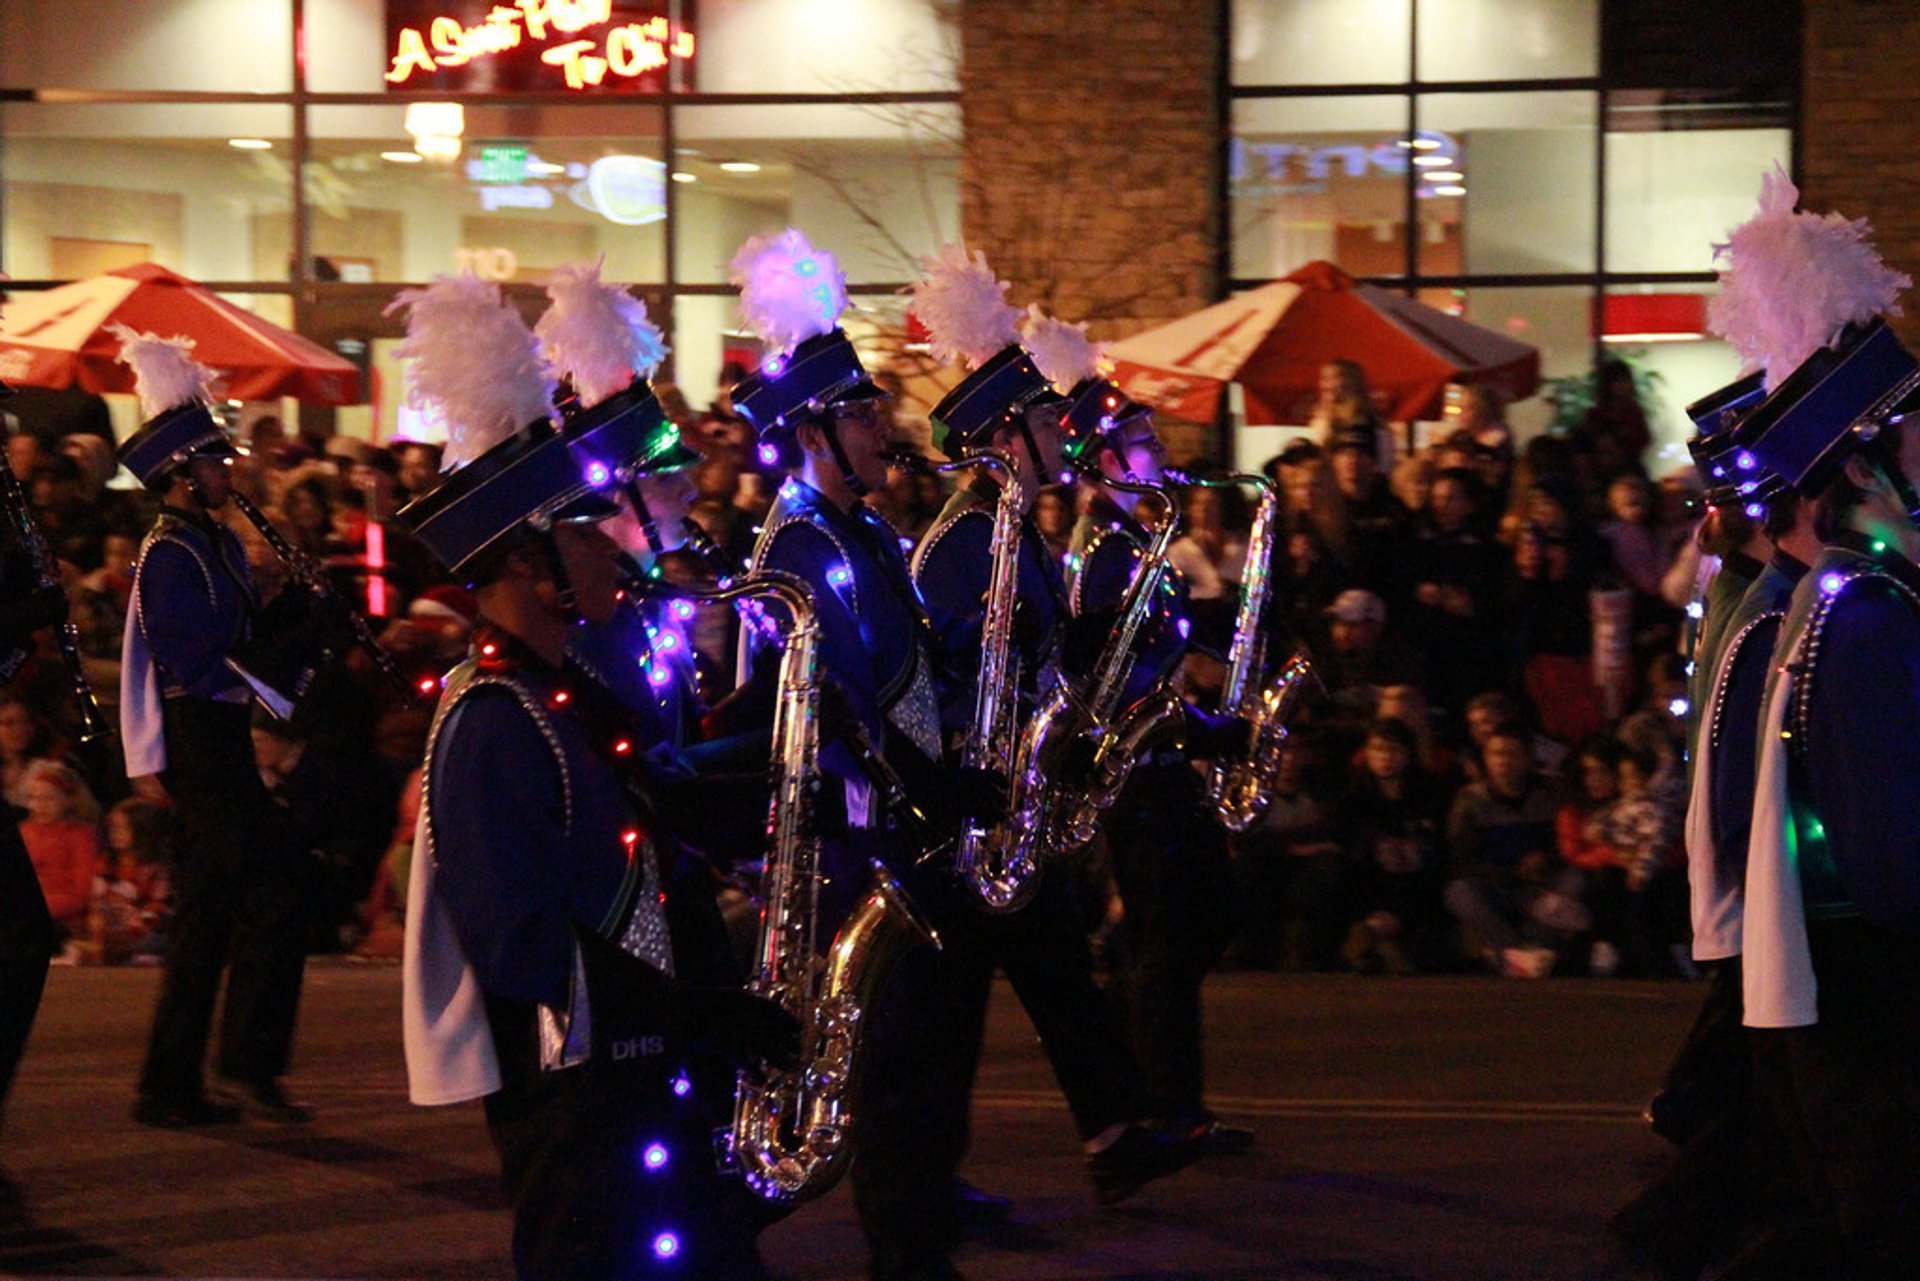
top-left (19, 757), bottom-right (98, 937)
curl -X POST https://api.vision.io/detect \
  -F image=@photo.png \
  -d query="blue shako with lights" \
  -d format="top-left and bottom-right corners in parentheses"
top-left (540, 260), bottom-right (706, 753)
top-left (394, 274), bottom-right (786, 1280)
top-left (1685, 370), bottom-right (1771, 511)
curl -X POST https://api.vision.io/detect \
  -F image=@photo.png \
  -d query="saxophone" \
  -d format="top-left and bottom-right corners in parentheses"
top-left (1171, 470), bottom-right (1316, 832)
top-left (688, 570), bottom-right (939, 1206)
top-left (1008, 476), bottom-right (1184, 858)
top-left (894, 446), bottom-right (1035, 912)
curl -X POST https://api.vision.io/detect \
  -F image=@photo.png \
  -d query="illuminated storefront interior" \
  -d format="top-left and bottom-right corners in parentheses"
top-left (3, 0), bottom-right (1796, 462)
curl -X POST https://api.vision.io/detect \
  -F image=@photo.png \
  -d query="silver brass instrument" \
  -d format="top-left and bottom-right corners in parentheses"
top-left (1009, 475), bottom-right (1184, 858)
top-left (0, 458), bottom-right (109, 741)
top-left (893, 446), bottom-right (1035, 912)
top-left (1170, 470), bottom-right (1316, 831)
top-left (666, 570), bottom-right (936, 1205)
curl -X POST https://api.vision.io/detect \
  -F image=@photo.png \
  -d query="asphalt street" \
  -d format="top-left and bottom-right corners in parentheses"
top-left (0, 962), bottom-right (1700, 1280)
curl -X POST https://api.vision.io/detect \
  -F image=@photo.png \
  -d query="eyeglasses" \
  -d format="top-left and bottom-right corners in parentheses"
top-left (831, 398), bottom-right (888, 431)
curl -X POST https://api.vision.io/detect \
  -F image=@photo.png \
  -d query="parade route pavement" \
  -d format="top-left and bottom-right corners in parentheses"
top-left (0, 962), bottom-right (1698, 1280)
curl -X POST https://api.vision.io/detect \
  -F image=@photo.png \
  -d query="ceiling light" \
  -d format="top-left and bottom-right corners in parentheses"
top-left (1426, 170), bottom-right (1464, 182)
top-left (228, 138), bottom-right (273, 150)
top-left (1431, 184), bottom-right (1467, 196)
top-left (1413, 154), bottom-right (1454, 167)
top-left (380, 150), bottom-right (425, 164)
top-left (718, 160), bottom-right (761, 173)
top-left (527, 161), bottom-right (566, 176)
top-left (671, 171), bottom-right (697, 183)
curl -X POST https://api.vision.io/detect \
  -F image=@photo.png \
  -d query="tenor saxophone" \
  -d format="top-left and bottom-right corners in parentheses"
top-left (1169, 470), bottom-right (1317, 832)
top-left (660, 570), bottom-right (937, 1205)
top-left (895, 446), bottom-right (1035, 912)
top-left (1008, 476), bottom-right (1185, 858)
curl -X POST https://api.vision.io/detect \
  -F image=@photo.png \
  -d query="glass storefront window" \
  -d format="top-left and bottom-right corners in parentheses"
top-left (0, 103), bottom-right (294, 283)
top-left (670, 103), bottom-right (960, 286)
top-left (1600, 284), bottom-right (1746, 473)
top-left (1231, 0), bottom-right (1411, 86)
top-left (1416, 0), bottom-right (1597, 82)
top-left (304, 104), bottom-right (669, 285)
top-left (1455, 285), bottom-right (1594, 440)
top-left (1230, 96), bottom-right (1413, 282)
top-left (1415, 91), bottom-right (1597, 275)
top-left (1605, 126), bottom-right (1790, 274)
top-left (696, 0), bottom-right (957, 94)
top-left (0, 0), bottom-right (292, 93)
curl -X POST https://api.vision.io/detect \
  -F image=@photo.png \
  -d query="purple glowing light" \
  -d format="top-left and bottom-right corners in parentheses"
top-left (671, 600), bottom-right (696, 621)
top-left (1821, 572), bottom-right (1846, 596)
top-left (585, 461), bottom-right (612, 487)
top-left (827, 565), bottom-right (851, 587)
top-left (643, 1143), bottom-right (669, 1170)
top-left (758, 443), bottom-right (780, 466)
top-left (671, 1075), bottom-right (692, 1097)
top-left (652, 1232), bottom-right (680, 1259)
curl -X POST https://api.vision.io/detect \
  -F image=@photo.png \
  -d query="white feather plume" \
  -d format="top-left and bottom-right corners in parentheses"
top-left (909, 242), bottom-right (1021, 368)
top-left (729, 228), bottom-right (848, 355)
top-left (384, 273), bottom-right (556, 469)
top-left (108, 325), bottom-right (219, 420)
top-left (1021, 306), bottom-right (1102, 390)
top-left (1708, 164), bottom-right (1911, 389)
top-left (535, 259), bottom-right (668, 410)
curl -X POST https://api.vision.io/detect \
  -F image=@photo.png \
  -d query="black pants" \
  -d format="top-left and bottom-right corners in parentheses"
top-left (483, 1003), bottom-right (768, 1281)
top-left (1103, 763), bottom-right (1235, 1123)
top-left (138, 698), bottom-right (308, 1102)
top-left (1, 821), bottom-right (57, 1131)
top-left (850, 857), bottom-right (1146, 1275)
top-left (1744, 920), bottom-right (1920, 1279)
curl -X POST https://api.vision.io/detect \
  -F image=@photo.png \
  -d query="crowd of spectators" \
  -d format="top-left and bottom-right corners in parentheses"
top-left (5, 356), bottom-right (1706, 982)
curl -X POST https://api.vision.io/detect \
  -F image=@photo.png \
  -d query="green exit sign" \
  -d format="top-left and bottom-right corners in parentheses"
top-left (475, 145), bottom-right (529, 184)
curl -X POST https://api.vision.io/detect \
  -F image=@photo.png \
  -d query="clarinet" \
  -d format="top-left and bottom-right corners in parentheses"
top-left (0, 462), bottom-right (110, 742)
top-left (227, 491), bottom-right (415, 701)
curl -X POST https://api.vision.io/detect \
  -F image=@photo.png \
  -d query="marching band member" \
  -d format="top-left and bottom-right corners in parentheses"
top-left (393, 273), bottom-right (799, 1281)
top-left (905, 250), bottom-right (1200, 1216)
top-left (1060, 373), bottom-right (1253, 1154)
top-left (0, 372), bottom-right (67, 1199)
top-left (728, 228), bottom-right (984, 1281)
top-left (114, 330), bottom-right (311, 1128)
top-left (1716, 169), bottom-right (1920, 1276)
top-left (1617, 375), bottom-right (1808, 1272)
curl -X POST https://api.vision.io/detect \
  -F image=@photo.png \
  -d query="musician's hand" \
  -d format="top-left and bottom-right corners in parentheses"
top-left (953, 766), bottom-right (1009, 827)
top-left (131, 774), bottom-right (169, 803)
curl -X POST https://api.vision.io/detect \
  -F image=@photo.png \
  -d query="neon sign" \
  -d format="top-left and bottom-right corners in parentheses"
top-left (384, 0), bottom-right (694, 93)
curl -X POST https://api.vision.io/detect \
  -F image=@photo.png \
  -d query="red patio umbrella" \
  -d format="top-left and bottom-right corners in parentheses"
top-left (1106, 260), bottom-right (1539, 426)
top-left (0, 263), bottom-right (361, 404)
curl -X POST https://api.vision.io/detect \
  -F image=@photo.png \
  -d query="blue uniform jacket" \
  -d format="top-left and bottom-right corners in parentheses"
top-left (1066, 498), bottom-right (1191, 713)
top-left (1707, 553), bottom-right (1806, 891)
top-left (427, 652), bottom-right (662, 1009)
top-left (750, 479), bottom-right (941, 765)
top-left (911, 478), bottom-right (1068, 733)
top-left (1794, 545), bottom-right (1920, 934)
top-left (134, 507), bottom-right (253, 702)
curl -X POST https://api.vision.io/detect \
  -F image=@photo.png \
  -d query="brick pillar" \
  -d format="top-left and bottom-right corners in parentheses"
top-left (959, 0), bottom-right (1225, 345)
top-left (1800, 0), bottom-right (1920, 352)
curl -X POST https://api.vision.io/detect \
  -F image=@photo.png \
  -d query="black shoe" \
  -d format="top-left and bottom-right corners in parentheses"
top-left (1088, 1123), bottom-right (1202, 1206)
top-left (222, 1078), bottom-right (314, 1124)
top-left (1191, 1117), bottom-right (1256, 1155)
top-left (133, 1093), bottom-right (243, 1128)
top-left (953, 1177), bottom-right (1013, 1237)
